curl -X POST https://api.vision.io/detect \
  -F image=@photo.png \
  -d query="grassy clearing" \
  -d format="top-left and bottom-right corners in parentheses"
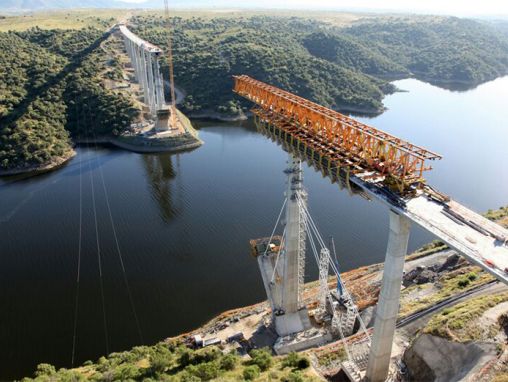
top-left (485, 205), bottom-right (508, 229)
top-left (0, 9), bottom-right (124, 31)
top-left (405, 240), bottom-right (448, 261)
top-left (315, 346), bottom-right (347, 368)
top-left (399, 265), bottom-right (495, 317)
top-left (423, 292), bottom-right (508, 342)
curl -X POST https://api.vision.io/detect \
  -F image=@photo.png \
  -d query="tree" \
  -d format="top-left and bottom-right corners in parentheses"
top-left (34, 363), bottom-right (56, 377)
top-left (220, 352), bottom-right (238, 371)
top-left (243, 365), bottom-right (260, 380)
top-left (249, 348), bottom-right (273, 371)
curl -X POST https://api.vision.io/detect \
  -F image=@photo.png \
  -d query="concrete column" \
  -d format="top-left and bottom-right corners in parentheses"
top-left (272, 153), bottom-right (309, 336)
top-left (283, 153), bottom-right (304, 314)
top-left (366, 211), bottom-right (411, 382)
top-left (130, 41), bottom-right (140, 82)
top-left (154, 55), bottom-right (165, 109)
top-left (138, 48), bottom-right (150, 107)
top-left (146, 52), bottom-right (157, 115)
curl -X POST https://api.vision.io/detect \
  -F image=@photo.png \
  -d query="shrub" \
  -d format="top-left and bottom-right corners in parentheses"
top-left (243, 365), bottom-right (261, 380)
top-left (198, 347), bottom-right (222, 363)
top-left (297, 357), bottom-right (310, 370)
top-left (187, 361), bottom-right (220, 381)
top-left (150, 353), bottom-right (171, 374)
top-left (457, 278), bottom-right (470, 288)
top-left (220, 353), bottom-right (238, 371)
top-left (249, 348), bottom-right (273, 371)
top-left (34, 364), bottom-right (56, 377)
top-left (282, 352), bottom-right (310, 370)
top-left (179, 371), bottom-right (201, 382)
top-left (112, 364), bottom-right (142, 380)
top-left (178, 347), bottom-right (194, 367)
top-left (282, 352), bottom-right (299, 368)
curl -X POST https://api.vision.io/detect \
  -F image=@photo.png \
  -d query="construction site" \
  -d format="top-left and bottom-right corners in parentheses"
top-left (89, 23), bottom-right (508, 381)
top-left (178, 75), bottom-right (508, 382)
top-left (93, 12), bottom-right (202, 152)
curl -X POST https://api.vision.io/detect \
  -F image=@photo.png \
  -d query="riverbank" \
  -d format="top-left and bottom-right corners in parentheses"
top-left (0, 149), bottom-right (76, 177)
top-left (1, 110), bottom-right (203, 178)
top-left (18, 235), bottom-right (505, 381)
top-left (111, 109), bottom-right (204, 153)
top-left (20, 206), bottom-right (507, 381)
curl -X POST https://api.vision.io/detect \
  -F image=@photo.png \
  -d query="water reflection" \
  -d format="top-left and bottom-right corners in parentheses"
top-left (141, 154), bottom-right (178, 223)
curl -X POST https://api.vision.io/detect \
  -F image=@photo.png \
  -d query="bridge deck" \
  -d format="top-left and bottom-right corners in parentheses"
top-left (254, 114), bottom-right (508, 285)
top-left (119, 24), bottom-right (162, 52)
top-left (404, 197), bottom-right (508, 282)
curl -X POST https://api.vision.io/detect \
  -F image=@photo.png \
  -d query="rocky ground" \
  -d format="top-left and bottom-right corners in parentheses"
top-left (163, 242), bottom-right (502, 381)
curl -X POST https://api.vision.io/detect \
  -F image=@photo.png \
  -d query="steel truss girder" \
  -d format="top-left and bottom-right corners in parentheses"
top-left (233, 75), bottom-right (442, 191)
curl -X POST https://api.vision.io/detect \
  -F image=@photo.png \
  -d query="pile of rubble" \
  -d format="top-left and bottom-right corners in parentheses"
top-left (403, 253), bottom-right (463, 287)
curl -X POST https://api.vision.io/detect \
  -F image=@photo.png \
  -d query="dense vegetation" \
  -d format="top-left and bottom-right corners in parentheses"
top-left (131, 15), bottom-right (508, 117)
top-left (0, 27), bottom-right (137, 172)
top-left (344, 17), bottom-right (508, 85)
top-left (1, 13), bottom-right (508, 173)
top-left (21, 343), bottom-right (317, 382)
top-left (132, 15), bottom-right (393, 115)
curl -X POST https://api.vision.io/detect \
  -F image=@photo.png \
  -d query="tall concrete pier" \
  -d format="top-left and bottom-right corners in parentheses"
top-left (366, 212), bottom-right (411, 382)
top-left (235, 75), bottom-right (508, 381)
top-left (258, 154), bottom-right (310, 337)
top-left (119, 24), bottom-right (167, 124)
top-left (277, 154), bottom-right (309, 335)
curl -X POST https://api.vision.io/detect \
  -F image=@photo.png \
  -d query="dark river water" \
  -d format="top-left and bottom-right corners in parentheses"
top-left (1, 78), bottom-right (507, 380)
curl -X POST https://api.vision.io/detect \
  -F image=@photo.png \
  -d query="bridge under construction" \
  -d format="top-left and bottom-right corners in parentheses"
top-left (233, 75), bottom-right (508, 382)
top-left (118, 0), bottom-right (179, 133)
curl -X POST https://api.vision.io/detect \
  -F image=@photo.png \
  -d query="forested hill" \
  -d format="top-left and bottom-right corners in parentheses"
top-left (131, 14), bottom-right (508, 116)
top-left (1, 12), bottom-right (508, 174)
top-left (0, 27), bottom-right (137, 173)
top-left (343, 17), bottom-right (508, 85)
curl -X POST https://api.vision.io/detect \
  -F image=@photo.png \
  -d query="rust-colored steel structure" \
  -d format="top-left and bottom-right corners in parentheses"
top-left (233, 75), bottom-right (442, 192)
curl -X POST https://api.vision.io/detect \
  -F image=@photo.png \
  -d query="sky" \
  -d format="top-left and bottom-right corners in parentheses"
top-left (121, 0), bottom-right (508, 17)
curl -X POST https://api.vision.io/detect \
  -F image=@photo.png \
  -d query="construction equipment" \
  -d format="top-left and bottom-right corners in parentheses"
top-left (235, 75), bottom-right (508, 382)
top-left (251, 151), bottom-right (371, 360)
top-left (233, 75), bottom-right (442, 194)
top-left (163, 0), bottom-right (178, 128)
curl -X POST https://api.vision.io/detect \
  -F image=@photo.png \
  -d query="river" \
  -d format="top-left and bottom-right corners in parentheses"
top-left (0, 77), bottom-right (507, 380)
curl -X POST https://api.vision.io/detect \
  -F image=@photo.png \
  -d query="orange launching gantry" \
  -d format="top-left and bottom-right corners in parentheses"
top-left (233, 75), bottom-right (442, 193)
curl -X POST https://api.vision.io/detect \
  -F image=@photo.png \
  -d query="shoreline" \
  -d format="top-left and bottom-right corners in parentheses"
top-left (186, 105), bottom-right (386, 121)
top-left (0, 149), bottom-right (76, 177)
top-left (110, 136), bottom-right (203, 153)
top-left (2, 109), bottom-right (204, 177)
top-left (2, 72), bottom-right (504, 178)
top-left (187, 110), bottom-right (249, 122)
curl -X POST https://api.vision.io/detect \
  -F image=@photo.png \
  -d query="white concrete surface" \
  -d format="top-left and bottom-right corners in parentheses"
top-left (120, 25), bottom-right (167, 121)
top-left (366, 212), bottom-right (411, 382)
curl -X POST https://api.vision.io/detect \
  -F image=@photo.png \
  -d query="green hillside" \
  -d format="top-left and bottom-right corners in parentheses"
top-left (344, 17), bottom-right (508, 85)
top-left (131, 14), bottom-right (508, 117)
top-left (20, 343), bottom-right (318, 382)
top-left (0, 27), bottom-right (137, 172)
top-left (1, 12), bottom-right (508, 174)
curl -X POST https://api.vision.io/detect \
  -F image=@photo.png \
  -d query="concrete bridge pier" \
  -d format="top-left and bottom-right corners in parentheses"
top-left (366, 211), bottom-right (411, 382)
top-left (119, 24), bottom-right (168, 129)
top-left (275, 153), bottom-right (309, 336)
